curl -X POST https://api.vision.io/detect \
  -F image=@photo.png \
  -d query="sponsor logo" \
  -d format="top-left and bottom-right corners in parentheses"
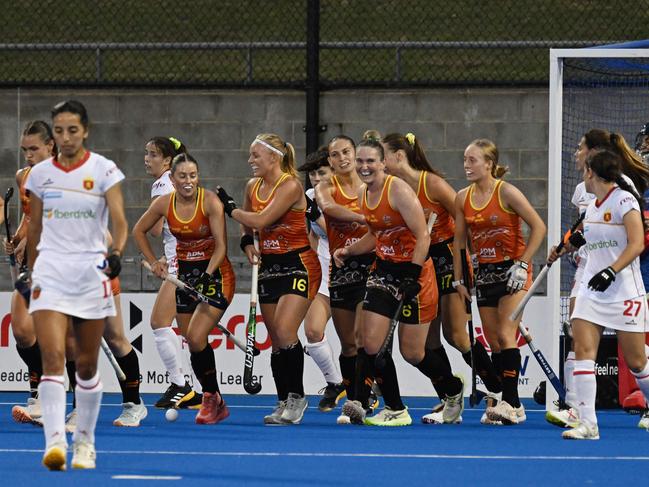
top-left (44, 208), bottom-right (97, 220)
top-left (587, 239), bottom-right (618, 251)
top-left (186, 250), bottom-right (205, 259)
top-left (480, 247), bottom-right (496, 258)
top-left (43, 191), bottom-right (63, 199)
top-left (344, 237), bottom-right (360, 247)
top-left (83, 177), bottom-right (94, 190)
top-left (106, 166), bottom-right (119, 177)
top-left (379, 244), bottom-right (395, 255)
top-left (263, 239), bottom-right (280, 250)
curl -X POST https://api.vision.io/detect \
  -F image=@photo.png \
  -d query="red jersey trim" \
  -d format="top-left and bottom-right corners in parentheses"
top-left (53, 150), bottom-right (90, 173)
top-left (595, 186), bottom-right (617, 208)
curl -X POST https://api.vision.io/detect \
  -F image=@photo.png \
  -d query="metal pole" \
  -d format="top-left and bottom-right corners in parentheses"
top-left (305, 0), bottom-right (320, 156)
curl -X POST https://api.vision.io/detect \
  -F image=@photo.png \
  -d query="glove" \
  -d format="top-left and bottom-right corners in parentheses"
top-left (305, 195), bottom-right (321, 222)
top-left (568, 230), bottom-right (587, 249)
top-left (399, 262), bottom-right (422, 301)
top-left (588, 266), bottom-right (616, 292)
top-left (105, 253), bottom-right (122, 279)
top-left (195, 271), bottom-right (216, 295)
top-left (216, 186), bottom-right (237, 217)
top-left (14, 270), bottom-right (31, 305)
top-left (506, 260), bottom-right (528, 293)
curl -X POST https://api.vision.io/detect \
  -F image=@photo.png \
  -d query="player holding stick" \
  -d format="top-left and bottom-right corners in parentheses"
top-left (380, 132), bottom-right (502, 424)
top-left (217, 133), bottom-right (321, 425)
top-left (133, 153), bottom-right (234, 425)
top-left (453, 138), bottom-right (546, 425)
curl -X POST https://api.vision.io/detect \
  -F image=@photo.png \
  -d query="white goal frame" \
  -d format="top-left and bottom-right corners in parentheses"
top-left (547, 48), bottom-right (649, 409)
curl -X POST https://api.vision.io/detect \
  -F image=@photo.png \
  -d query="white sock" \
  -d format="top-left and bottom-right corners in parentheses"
top-left (630, 360), bottom-right (649, 408)
top-left (564, 351), bottom-right (577, 408)
top-left (181, 337), bottom-right (203, 394)
top-left (38, 375), bottom-right (67, 448)
top-left (573, 359), bottom-right (597, 426)
top-left (153, 327), bottom-right (185, 386)
top-left (73, 373), bottom-right (103, 445)
top-left (305, 336), bottom-right (343, 385)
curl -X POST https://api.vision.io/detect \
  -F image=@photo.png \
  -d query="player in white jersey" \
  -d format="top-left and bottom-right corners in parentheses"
top-left (142, 136), bottom-right (202, 409)
top-left (553, 149), bottom-right (649, 440)
top-left (298, 150), bottom-right (346, 412)
top-left (25, 100), bottom-right (128, 470)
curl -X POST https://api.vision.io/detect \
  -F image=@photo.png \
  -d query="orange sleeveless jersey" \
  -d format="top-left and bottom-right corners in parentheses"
top-left (324, 175), bottom-right (368, 254)
top-left (361, 176), bottom-right (419, 263)
top-left (250, 174), bottom-right (310, 254)
top-left (167, 187), bottom-right (216, 261)
top-left (19, 166), bottom-right (33, 218)
top-left (463, 180), bottom-right (526, 263)
top-left (416, 171), bottom-right (455, 243)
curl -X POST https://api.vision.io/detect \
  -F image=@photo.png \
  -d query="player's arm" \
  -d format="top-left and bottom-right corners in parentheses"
top-left (0, 196), bottom-right (4, 228)
top-left (105, 182), bottom-right (128, 257)
top-left (452, 189), bottom-right (471, 300)
top-left (426, 173), bottom-right (457, 216)
top-left (12, 169), bottom-right (29, 244)
top-left (501, 182), bottom-right (546, 263)
top-left (148, 196), bottom-right (165, 238)
top-left (231, 178), bottom-right (303, 230)
top-left (390, 178), bottom-right (429, 266)
top-left (610, 208), bottom-right (645, 272)
top-left (315, 179), bottom-right (366, 224)
top-left (133, 195), bottom-right (170, 268)
top-left (204, 190), bottom-right (227, 274)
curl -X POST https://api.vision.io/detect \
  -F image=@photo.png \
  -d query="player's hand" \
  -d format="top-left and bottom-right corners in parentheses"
top-left (14, 270), bottom-right (31, 304)
top-left (216, 186), bottom-right (237, 217)
top-left (150, 259), bottom-right (168, 279)
top-left (3, 237), bottom-right (14, 255)
top-left (333, 248), bottom-right (349, 268)
top-left (106, 252), bottom-right (122, 279)
top-left (506, 260), bottom-right (528, 293)
top-left (399, 262), bottom-right (422, 301)
top-left (588, 266), bottom-right (616, 292)
top-left (305, 195), bottom-right (321, 222)
top-left (195, 271), bottom-right (216, 295)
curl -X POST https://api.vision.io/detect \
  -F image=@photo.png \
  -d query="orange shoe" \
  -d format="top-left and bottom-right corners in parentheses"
top-left (195, 392), bottom-right (230, 425)
top-left (623, 389), bottom-right (647, 414)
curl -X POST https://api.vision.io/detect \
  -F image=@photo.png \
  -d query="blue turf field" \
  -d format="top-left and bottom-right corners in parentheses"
top-left (1, 392), bottom-right (647, 486)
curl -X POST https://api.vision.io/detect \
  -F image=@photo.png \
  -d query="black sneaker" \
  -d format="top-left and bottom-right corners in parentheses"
top-left (154, 382), bottom-right (195, 409)
top-left (178, 392), bottom-right (203, 409)
top-left (318, 383), bottom-right (346, 412)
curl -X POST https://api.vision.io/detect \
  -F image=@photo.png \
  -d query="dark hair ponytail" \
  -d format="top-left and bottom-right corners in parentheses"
top-left (381, 132), bottom-right (443, 176)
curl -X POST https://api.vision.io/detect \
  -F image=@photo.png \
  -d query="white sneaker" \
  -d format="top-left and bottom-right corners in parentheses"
top-left (42, 441), bottom-right (67, 471)
top-left (279, 393), bottom-right (308, 424)
top-left (341, 400), bottom-right (366, 425)
top-left (442, 377), bottom-right (465, 423)
top-left (264, 400), bottom-right (287, 425)
top-left (545, 407), bottom-right (580, 428)
top-left (71, 440), bottom-right (96, 469)
top-left (65, 410), bottom-right (77, 433)
top-left (562, 421), bottom-right (600, 440)
top-left (12, 397), bottom-right (42, 424)
top-left (481, 392), bottom-right (502, 425)
top-left (421, 410), bottom-right (462, 425)
top-left (486, 400), bottom-right (525, 425)
top-left (638, 410), bottom-right (649, 430)
top-left (113, 401), bottom-right (148, 427)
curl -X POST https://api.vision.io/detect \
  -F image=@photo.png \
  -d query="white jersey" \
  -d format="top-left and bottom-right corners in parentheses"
top-left (151, 170), bottom-right (178, 263)
top-left (578, 187), bottom-right (645, 302)
top-left (26, 152), bottom-right (124, 259)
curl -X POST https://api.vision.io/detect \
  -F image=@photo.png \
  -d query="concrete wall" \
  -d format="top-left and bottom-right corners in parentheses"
top-left (0, 88), bottom-right (549, 292)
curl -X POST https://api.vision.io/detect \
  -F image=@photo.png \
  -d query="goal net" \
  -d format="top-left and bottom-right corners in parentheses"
top-left (548, 45), bottom-right (649, 404)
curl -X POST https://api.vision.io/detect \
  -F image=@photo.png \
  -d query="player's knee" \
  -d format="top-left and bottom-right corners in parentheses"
top-left (75, 358), bottom-right (98, 381)
top-left (627, 356), bottom-right (648, 373)
top-left (11, 326), bottom-right (36, 348)
top-left (41, 350), bottom-right (66, 375)
top-left (305, 327), bottom-right (324, 343)
top-left (399, 346), bottom-right (423, 365)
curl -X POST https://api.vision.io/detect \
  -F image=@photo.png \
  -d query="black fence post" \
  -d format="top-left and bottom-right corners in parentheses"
top-left (305, 0), bottom-right (320, 156)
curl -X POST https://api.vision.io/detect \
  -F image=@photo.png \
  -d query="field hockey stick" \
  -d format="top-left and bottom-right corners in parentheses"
top-left (243, 235), bottom-right (261, 395)
top-left (460, 249), bottom-right (487, 407)
top-left (509, 211), bottom-right (586, 321)
top-left (100, 338), bottom-right (126, 381)
top-left (374, 212), bottom-right (438, 369)
top-left (517, 323), bottom-right (566, 401)
top-left (3, 187), bottom-right (18, 282)
top-left (142, 261), bottom-right (259, 356)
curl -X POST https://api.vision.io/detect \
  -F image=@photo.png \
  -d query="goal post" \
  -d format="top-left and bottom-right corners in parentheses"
top-left (547, 45), bottom-right (649, 409)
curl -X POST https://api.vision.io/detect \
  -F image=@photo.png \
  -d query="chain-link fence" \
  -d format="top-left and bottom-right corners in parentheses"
top-left (0, 0), bottom-right (644, 87)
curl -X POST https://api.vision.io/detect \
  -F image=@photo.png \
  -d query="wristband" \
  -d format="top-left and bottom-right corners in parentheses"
top-left (240, 234), bottom-right (254, 252)
top-left (452, 279), bottom-right (464, 289)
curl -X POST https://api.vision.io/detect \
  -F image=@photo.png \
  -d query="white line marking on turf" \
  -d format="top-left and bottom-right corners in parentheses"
top-left (2, 449), bottom-right (648, 461)
top-left (112, 475), bottom-right (181, 480)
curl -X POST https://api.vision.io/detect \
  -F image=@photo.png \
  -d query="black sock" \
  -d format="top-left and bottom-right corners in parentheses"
top-left (416, 348), bottom-right (462, 397)
top-left (353, 348), bottom-right (373, 407)
top-left (115, 348), bottom-right (142, 404)
top-left (373, 352), bottom-right (405, 411)
top-left (271, 351), bottom-right (288, 401)
top-left (339, 354), bottom-right (357, 399)
top-left (429, 347), bottom-right (453, 399)
top-left (501, 348), bottom-right (521, 408)
top-left (190, 345), bottom-right (219, 394)
top-left (280, 341), bottom-right (305, 397)
top-left (491, 351), bottom-right (502, 377)
top-left (16, 342), bottom-right (42, 398)
top-left (462, 341), bottom-right (502, 393)
top-left (65, 360), bottom-right (77, 408)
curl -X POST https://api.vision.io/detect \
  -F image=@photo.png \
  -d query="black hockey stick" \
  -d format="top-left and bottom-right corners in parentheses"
top-left (518, 323), bottom-right (566, 401)
top-left (243, 237), bottom-right (262, 395)
top-left (460, 250), bottom-right (487, 407)
top-left (3, 187), bottom-right (17, 282)
top-left (374, 298), bottom-right (406, 369)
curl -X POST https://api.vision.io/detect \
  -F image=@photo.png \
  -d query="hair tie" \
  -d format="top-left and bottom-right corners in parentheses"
top-left (169, 137), bottom-right (182, 150)
top-left (405, 133), bottom-right (416, 146)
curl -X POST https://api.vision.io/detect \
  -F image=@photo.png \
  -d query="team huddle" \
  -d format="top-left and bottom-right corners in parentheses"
top-left (2, 100), bottom-right (649, 471)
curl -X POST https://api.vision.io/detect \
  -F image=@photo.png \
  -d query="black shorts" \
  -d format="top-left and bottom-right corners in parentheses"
top-left (176, 259), bottom-right (231, 314)
top-left (428, 238), bottom-right (458, 297)
top-left (475, 260), bottom-right (514, 308)
top-left (329, 252), bottom-right (375, 311)
top-left (258, 246), bottom-right (321, 304)
top-left (362, 258), bottom-right (436, 325)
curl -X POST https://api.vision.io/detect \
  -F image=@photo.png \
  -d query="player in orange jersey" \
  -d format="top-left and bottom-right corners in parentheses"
top-left (453, 138), bottom-right (546, 425)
